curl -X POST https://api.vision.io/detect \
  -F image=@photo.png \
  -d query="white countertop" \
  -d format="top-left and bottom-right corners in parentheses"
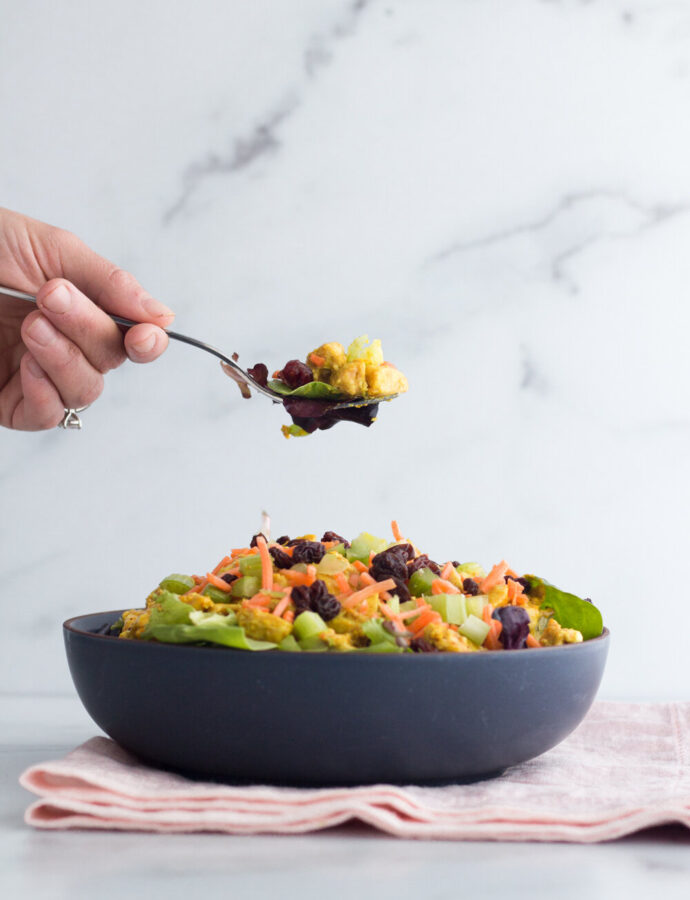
top-left (1, 694), bottom-right (688, 900)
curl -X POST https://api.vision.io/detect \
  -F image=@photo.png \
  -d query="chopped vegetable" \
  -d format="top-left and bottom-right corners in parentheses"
top-left (115, 523), bottom-right (603, 654)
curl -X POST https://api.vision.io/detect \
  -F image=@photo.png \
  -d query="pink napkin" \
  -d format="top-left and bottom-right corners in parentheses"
top-left (20, 701), bottom-right (690, 842)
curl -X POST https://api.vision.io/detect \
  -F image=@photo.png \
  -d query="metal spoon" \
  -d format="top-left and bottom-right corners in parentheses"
top-left (0, 286), bottom-right (397, 410)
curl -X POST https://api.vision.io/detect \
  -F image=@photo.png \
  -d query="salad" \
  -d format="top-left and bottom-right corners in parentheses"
top-left (243, 335), bottom-right (408, 437)
top-left (115, 522), bottom-right (603, 653)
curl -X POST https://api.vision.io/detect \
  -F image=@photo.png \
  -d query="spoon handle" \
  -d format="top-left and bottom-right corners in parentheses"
top-left (0, 285), bottom-right (280, 401)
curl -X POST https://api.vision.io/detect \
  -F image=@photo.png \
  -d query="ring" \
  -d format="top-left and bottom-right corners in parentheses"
top-left (59, 406), bottom-right (89, 430)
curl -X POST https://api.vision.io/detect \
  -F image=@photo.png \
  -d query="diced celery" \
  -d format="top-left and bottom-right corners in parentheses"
top-left (466, 594), bottom-right (489, 619)
top-left (399, 600), bottom-right (419, 614)
top-left (201, 585), bottom-right (231, 603)
top-left (459, 614), bottom-right (490, 646)
top-left (239, 555), bottom-right (263, 577)
top-left (409, 567), bottom-right (438, 597)
top-left (316, 553), bottom-right (349, 576)
top-left (429, 594), bottom-right (467, 625)
top-left (230, 575), bottom-right (261, 598)
top-left (278, 634), bottom-right (301, 652)
top-left (456, 562), bottom-right (485, 580)
top-left (346, 532), bottom-right (389, 564)
top-left (158, 574), bottom-right (195, 594)
top-left (290, 562), bottom-right (308, 574)
top-left (293, 610), bottom-right (328, 642)
top-left (361, 618), bottom-right (397, 646)
top-left (387, 595), bottom-right (400, 615)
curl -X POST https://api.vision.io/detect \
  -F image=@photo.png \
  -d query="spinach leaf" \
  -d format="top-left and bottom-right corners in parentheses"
top-left (525, 575), bottom-right (603, 640)
top-left (267, 379), bottom-right (344, 400)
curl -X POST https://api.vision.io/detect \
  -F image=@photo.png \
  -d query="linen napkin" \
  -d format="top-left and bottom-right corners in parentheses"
top-left (20, 701), bottom-right (690, 842)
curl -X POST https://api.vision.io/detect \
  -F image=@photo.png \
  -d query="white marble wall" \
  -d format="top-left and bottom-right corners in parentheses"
top-left (2, 0), bottom-right (689, 699)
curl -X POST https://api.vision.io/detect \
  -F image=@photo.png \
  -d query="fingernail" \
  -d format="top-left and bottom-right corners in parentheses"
top-left (25, 355), bottom-right (45, 378)
top-left (27, 316), bottom-right (57, 346)
top-left (131, 332), bottom-right (156, 355)
top-left (42, 282), bottom-right (71, 313)
top-left (142, 296), bottom-right (174, 320)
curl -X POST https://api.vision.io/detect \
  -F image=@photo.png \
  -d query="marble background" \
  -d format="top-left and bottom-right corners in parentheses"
top-left (1, 0), bottom-right (689, 700)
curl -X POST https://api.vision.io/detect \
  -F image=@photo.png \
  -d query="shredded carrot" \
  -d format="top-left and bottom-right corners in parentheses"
top-left (205, 572), bottom-right (233, 593)
top-left (272, 595), bottom-right (291, 618)
top-left (480, 560), bottom-right (509, 594)
top-left (399, 607), bottom-right (424, 620)
top-left (441, 562), bottom-right (454, 581)
top-left (255, 535), bottom-right (273, 592)
top-left (505, 568), bottom-right (518, 578)
top-left (391, 520), bottom-right (402, 542)
top-left (431, 579), bottom-right (460, 595)
top-left (212, 555), bottom-right (231, 575)
top-left (353, 560), bottom-right (368, 573)
top-left (305, 564), bottom-right (317, 586)
top-left (245, 594), bottom-right (272, 608)
top-left (526, 634), bottom-right (541, 648)
top-left (335, 572), bottom-right (352, 595)
top-left (484, 619), bottom-right (503, 650)
top-left (359, 572), bottom-right (376, 587)
top-left (379, 602), bottom-right (405, 630)
top-left (348, 572), bottom-right (360, 589)
top-left (184, 579), bottom-right (208, 596)
top-left (283, 609), bottom-right (294, 623)
top-left (409, 608), bottom-right (441, 634)
top-left (507, 578), bottom-right (525, 603)
top-left (342, 578), bottom-right (397, 609)
top-left (192, 575), bottom-right (204, 584)
top-left (481, 603), bottom-right (494, 625)
top-left (309, 352), bottom-right (326, 367)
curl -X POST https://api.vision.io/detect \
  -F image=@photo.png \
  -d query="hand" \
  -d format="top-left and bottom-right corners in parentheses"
top-left (0, 208), bottom-right (174, 430)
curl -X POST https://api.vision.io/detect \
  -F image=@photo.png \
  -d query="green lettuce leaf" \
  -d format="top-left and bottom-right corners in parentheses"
top-left (268, 379), bottom-right (345, 399)
top-left (525, 576), bottom-right (603, 640)
top-left (142, 593), bottom-right (277, 651)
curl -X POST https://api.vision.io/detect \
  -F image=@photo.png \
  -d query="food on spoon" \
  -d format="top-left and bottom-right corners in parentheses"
top-left (112, 522), bottom-right (603, 654)
top-left (248, 335), bottom-right (408, 437)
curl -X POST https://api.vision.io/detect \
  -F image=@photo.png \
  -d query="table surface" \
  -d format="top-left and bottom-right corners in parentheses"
top-left (2, 695), bottom-right (688, 900)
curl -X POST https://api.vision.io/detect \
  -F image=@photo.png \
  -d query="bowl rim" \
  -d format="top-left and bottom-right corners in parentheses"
top-left (64, 610), bottom-right (610, 657)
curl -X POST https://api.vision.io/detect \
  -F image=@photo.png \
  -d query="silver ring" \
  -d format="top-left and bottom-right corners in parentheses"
top-left (59, 406), bottom-right (89, 430)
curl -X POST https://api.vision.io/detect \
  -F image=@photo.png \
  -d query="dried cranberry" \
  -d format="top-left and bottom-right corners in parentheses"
top-left (407, 555), bottom-right (441, 576)
top-left (370, 549), bottom-right (408, 583)
top-left (309, 580), bottom-right (341, 621)
top-left (410, 637), bottom-right (439, 653)
top-left (276, 535), bottom-right (291, 545)
top-left (276, 359), bottom-right (313, 389)
top-left (451, 560), bottom-right (461, 567)
top-left (220, 573), bottom-right (238, 585)
top-left (321, 531), bottom-right (350, 548)
top-left (249, 533), bottom-right (267, 548)
top-left (290, 541), bottom-right (326, 564)
top-left (291, 585), bottom-right (312, 615)
top-left (462, 578), bottom-right (480, 595)
top-left (492, 606), bottom-right (530, 650)
top-left (269, 546), bottom-right (293, 569)
top-left (247, 363), bottom-right (268, 387)
top-left (390, 578), bottom-right (411, 605)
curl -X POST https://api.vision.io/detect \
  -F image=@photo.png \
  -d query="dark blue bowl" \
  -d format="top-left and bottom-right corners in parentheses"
top-left (64, 611), bottom-right (609, 785)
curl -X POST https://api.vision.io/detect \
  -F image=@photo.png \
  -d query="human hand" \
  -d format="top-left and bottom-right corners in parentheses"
top-left (0, 208), bottom-right (174, 430)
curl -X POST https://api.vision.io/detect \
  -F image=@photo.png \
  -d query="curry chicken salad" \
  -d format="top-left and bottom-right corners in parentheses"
top-left (114, 523), bottom-right (603, 653)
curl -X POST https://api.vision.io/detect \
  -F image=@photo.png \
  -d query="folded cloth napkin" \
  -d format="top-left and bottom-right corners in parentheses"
top-left (20, 701), bottom-right (690, 842)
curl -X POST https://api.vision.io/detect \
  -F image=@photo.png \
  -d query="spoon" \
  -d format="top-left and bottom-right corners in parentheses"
top-left (0, 286), bottom-right (397, 411)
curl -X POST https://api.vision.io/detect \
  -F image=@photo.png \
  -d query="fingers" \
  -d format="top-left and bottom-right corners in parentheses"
top-left (123, 323), bottom-right (169, 363)
top-left (35, 278), bottom-right (170, 367)
top-left (55, 232), bottom-right (175, 327)
top-left (13, 354), bottom-right (64, 431)
top-left (21, 309), bottom-right (104, 410)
